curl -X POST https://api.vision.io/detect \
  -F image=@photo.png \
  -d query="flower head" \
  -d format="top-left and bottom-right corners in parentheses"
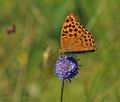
top-left (55, 55), bottom-right (80, 81)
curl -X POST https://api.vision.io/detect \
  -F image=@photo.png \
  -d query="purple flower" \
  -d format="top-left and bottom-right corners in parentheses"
top-left (55, 55), bottom-right (80, 81)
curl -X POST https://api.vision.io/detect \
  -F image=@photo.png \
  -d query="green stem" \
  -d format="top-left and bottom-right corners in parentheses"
top-left (60, 79), bottom-right (64, 102)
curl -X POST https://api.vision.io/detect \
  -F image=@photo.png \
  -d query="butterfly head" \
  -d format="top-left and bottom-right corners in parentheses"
top-left (59, 49), bottom-right (65, 55)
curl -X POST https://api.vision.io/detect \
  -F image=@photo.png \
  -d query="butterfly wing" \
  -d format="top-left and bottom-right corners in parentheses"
top-left (60, 12), bottom-right (96, 54)
top-left (64, 31), bottom-right (96, 54)
top-left (60, 13), bottom-right (77, 49)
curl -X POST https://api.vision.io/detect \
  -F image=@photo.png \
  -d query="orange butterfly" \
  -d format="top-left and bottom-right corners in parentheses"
top-left (59, 12), bottom-right (96, 54)
top-left (6, 22), bottom-right (16, 34)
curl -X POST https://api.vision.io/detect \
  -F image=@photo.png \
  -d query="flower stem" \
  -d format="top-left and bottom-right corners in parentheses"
top-left (60, 79), bottom-right (64, 102)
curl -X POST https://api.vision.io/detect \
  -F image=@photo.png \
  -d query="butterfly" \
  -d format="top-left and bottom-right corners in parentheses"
top-left (59, 12), bottom-right (96, 54)
top-left (6, 22), bottom-right (16, 34)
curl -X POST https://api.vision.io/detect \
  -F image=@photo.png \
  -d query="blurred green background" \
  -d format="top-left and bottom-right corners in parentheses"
top-left (0, 0), bottom-right (120, 102)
